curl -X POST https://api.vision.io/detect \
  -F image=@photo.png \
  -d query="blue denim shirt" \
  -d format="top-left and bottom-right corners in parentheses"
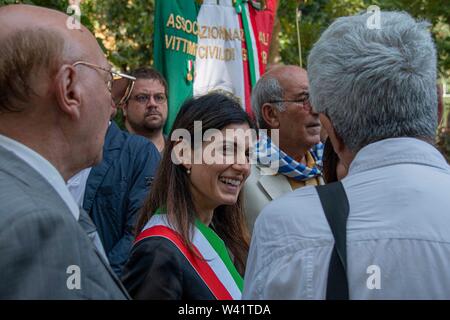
top-left (83, 122), bottom-right (160, 277)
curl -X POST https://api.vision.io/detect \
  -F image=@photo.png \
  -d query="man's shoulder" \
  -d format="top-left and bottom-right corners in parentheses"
top-left (246, 163), bottom-right (289, 186)
top-left (0, 170), bottom-right (77, 237)
top-left (0, 165), bottom-right (69, 218)
top-left (107, 122), bottom-right (156, 149)
top-left (254, 185), bottom-right (330, 240)
top-left (122, 132), bottom-right (159, 156)
top-left (259, 185), bottom-right (319, 218)
top-left (106, 125), bottom-right (159, 162)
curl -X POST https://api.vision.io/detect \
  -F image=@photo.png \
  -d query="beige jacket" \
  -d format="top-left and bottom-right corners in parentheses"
top-left (243, 163), bottom-right (324, 235)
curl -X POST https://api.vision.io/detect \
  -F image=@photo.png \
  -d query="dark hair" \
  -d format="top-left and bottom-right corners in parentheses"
top-left (322, 137), bottom-right (340, 183)
top-left (136, 92), bottom-right (255, 275)
top-left (130, 67), bottom-right (168, 97)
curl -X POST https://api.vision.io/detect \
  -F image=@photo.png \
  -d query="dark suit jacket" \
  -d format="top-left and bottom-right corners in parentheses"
top-left (83, 122), bottom-right (160, 276)
top-left (0, 145), bottom-right (128, 299)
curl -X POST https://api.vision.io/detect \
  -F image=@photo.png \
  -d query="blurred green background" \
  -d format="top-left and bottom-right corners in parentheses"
top-left (1, 0), bottom-right (449, 157)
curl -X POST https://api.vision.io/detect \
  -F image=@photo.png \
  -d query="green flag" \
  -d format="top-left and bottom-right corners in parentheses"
top-left (154, 0), bottom-right (277, 133)
top-left (153, 0), bottom-right (200, 134)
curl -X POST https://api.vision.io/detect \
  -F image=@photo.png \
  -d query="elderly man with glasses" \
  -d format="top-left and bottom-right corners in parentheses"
top-left (67, 71), bottom-right (161, 278)
top-left (243, 65), bottom-right (324, 235)
top-left (0, 4), bottom-right (131, 298)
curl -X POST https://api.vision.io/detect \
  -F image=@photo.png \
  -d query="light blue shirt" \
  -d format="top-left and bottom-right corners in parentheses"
top-left (243, 138), bottom-right (450, 299)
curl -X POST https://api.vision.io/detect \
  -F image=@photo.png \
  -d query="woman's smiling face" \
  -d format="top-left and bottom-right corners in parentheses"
top-left (188, 122), bottom-right (252, 213)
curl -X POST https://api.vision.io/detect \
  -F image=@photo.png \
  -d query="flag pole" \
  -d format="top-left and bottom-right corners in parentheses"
top-left (296, 6), bottom-right (302, 68)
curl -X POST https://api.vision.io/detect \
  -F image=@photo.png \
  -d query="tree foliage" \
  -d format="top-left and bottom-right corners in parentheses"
top-left (1, 0), bottom-right (448, 77)
top-left (92, 0), bottom-right (155, 71)
top-left (0, 0), bottom-right (153, 71)
top-left (1, 0), bottom-right (449, 156)
top-left (275, 0), bottom-right (450, 78)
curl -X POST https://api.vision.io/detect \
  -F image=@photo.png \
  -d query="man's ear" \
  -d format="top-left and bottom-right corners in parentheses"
top-left (319, 113), bottom-right (345, 154)
top-left (54, 65), bottom-right (82, 120)
top-left (261, 103), bottom-right (280, 128)
top-left (320, 114), bottom-right (356, 170)
top-left (121, 102), bottom-right (128, 117)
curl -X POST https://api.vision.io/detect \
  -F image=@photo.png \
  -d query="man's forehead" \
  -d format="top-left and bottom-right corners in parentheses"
top-left (1, 5), bottom-right (70, 32)
top-left (264, 66), bottom-right (308, 87)
top-left (133, 79), bottom-right (166, 92)
top-left (279, 67), bottom-right (307, 80)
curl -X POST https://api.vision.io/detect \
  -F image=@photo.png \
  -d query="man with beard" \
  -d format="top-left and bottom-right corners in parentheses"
top-left (122, 67), bottom-right (168, 153)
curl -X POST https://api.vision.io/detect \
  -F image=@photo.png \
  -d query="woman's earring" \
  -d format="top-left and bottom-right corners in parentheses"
top-left (187, 168), bottom-right (191, 175)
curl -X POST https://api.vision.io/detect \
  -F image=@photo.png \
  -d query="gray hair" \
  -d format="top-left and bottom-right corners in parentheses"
top-left (251, 75), bottom-right (286, 129)
top-left (307, 11), bottom-right (438, 151)
top-left (0, 28), bottom-right (66, 112)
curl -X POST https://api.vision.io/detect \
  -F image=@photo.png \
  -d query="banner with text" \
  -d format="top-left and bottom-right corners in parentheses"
top-left (154, 0), bottom-right (277, 133)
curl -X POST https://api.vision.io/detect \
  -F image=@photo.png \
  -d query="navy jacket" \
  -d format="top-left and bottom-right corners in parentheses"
top-left (83, 122), bottom-right (160, 277)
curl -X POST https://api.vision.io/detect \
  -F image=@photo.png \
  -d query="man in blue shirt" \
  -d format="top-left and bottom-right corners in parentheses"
top-left (68, 120), bottom-right (160, 277)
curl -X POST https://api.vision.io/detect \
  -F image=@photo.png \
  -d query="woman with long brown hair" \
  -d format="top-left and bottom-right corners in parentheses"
top-left (122, 93), bottom-right (254, 300)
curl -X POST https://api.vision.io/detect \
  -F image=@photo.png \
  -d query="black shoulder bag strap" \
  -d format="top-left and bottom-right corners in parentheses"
top-left (315, 181), bottom-right (350, 300)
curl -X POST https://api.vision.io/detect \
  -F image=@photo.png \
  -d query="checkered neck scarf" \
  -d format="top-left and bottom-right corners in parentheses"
top-left (256, 132), bottom-right (324, 181)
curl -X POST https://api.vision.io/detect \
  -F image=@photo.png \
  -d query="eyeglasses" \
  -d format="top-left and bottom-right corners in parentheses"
top-left (72, 61), bottom-right (136, 105)
top-left (129, 93), bottom-right (167, 105)
top-left (268, 93), bottom-right (311, 111)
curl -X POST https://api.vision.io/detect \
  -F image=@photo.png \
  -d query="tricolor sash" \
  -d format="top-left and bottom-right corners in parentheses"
top-left (135, 213), bottom-right (243, 300)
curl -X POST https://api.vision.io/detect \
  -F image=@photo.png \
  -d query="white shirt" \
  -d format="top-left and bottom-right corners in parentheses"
top-left (67, 167), bottom-right (92, 208)
top-left (0, 134), bottom-right (79, 221)
top-left (243, 138), bottom-right (450, 299)
top-left (67, 121), bottom-right (111, 207)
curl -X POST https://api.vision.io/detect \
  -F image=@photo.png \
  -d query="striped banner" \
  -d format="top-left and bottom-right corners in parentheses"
top-left (154, 0), bottom-right (277, 133)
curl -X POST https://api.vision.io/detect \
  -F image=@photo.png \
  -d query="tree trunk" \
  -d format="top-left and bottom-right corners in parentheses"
top-left (268, 1), bottom-right (281, 67)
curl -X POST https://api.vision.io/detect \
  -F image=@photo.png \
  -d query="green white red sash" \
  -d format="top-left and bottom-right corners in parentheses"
top-left (135, 213), bottom-right (243, 300)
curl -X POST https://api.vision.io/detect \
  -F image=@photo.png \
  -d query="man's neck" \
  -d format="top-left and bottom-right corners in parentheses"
top-left (126, 123), bottom-right (165, 152)
top-left (149, 133), bottom-right (166, 153)
top-left (266, 129), bottom-right (308, 163)
top-left (279, 142), bottom-right (309, 164)
top-left (5, 113), bottom-right (103, 182)
top-left (0, 131), bottom-right (75, 182)
top-left (143, 130), bottom-right (165, 152)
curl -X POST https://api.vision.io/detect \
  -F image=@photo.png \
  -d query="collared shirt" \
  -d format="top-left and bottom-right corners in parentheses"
top-left (0, 134), bottom-right (79, 221)
top-left (67, 167), bottom-right (92, 208)
top-left (67, 121), bottom-right (111, 208)
top-left (243, 138), bottom-right (450, 299)
top-left (68, 169), bottom-right (108, 264)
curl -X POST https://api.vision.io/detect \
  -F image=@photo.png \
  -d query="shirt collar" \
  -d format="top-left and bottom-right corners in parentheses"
top-left (0, 134), bottom-right (80, 221)
top-left (349, 137), bottom-right (449, 176)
